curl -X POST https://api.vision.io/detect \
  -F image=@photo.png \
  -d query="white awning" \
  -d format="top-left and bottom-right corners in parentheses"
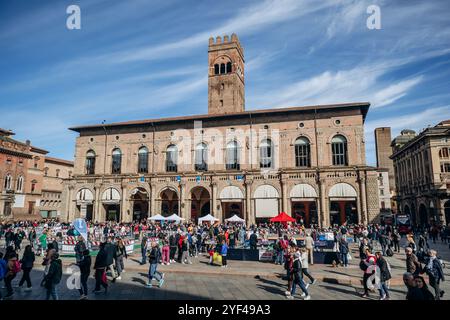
top-left (149, 214), bottom-right (166, 221)
top-left (101, 187), bottom-right (120, 203)
top-left (165, 214), bottom-right (185, 221)
top-left (254, 185), bottom-right (279, 198)
top-left (290, 184), bottom-right (317, 198)
top-left (219, 186), bottom-right (244, 200)
top-left (225, 214), bottom-right (245, 223)
top-left (198, 214), bottom-right (219, 223)
top-left (328, 183), bottom-right (357, 198)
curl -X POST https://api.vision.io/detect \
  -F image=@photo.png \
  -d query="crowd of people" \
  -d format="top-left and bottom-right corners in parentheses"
top-left (0, 219), bottom-right (449, 301)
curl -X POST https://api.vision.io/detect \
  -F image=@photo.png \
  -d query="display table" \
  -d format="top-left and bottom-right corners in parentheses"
top-left (227, 248), bottom-right (260, 261)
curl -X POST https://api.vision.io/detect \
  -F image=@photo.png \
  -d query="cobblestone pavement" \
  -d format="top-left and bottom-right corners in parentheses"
top-left (1, 237), bottom-right (449, 300)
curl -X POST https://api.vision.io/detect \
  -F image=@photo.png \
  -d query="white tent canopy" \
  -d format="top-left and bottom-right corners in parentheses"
top-left (225, 214), bottom-right (245, 223)
top-left (166, 214), bottom-right (185, 221)
top-left (198, 214), bottom-right (219, 223)
top-left (149, 214), bottom-right (166, 221)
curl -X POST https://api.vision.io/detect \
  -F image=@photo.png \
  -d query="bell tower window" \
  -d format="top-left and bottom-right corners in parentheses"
top-left (226, 62), bottom-right (232, 73)
top-left (220, 63), bottom-right (225, 74)
top-left (214, 64), bottom-right (219, 75)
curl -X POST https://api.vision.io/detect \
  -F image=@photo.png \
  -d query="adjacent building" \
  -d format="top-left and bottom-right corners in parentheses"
top-left (390, 121), bottom-right (450, 226)
top-left (374, 127), bottom-right (396, 213)
top-left (39, 157), bottom-right (74, 218)
top-left (0, 128), bottom-right (73, 221)
top-left (63, 34), bottom-right (382, 227)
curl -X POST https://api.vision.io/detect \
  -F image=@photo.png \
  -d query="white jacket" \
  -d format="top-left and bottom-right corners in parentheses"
top-left (301, 251), bottom-right (309, 269)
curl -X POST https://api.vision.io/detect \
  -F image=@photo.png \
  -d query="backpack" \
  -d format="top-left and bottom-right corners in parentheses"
top-left (12, 260), bottom-right (22, 274)
top-left (0, 260), bottom-right (7, 280)
top-left (386, 248), bottom-right (394, 257)
top-left (359, 260), bottom-right (368, 271)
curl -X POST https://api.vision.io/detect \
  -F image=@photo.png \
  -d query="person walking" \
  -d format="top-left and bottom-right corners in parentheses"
top-left (360, 248), bottom-right (377, 298)
top-left (140, 235), bottom-right (148, 265)
top-left (161, 237), bottom-right (170, 265)
top-left (300, 248), bottom-right (316, 287)
top-left (94, 243), bottom-right (108, 294)
top-left (284, 248), bottom-right (294, 297)
top-left (375, 251), bottom-right (391, 300)
top-left (287, 252), bottom-right (310, 300)
top-left (104, 237), bottom-right (117, 281)
top-left (77, 249), bottom-right (91, 300)
top-left (221, 240), bottom-right (228, 268)
top-left (414, 275), bottom-right (435, 300)
top-left (403, 272), bottom-right (425, 300)
top-left (74, 235), bottom-right (87, 264)
top-left (169, 232), bottom-right (177, 263)
top-left (181, 237), bottom-right (192, 264)
top-left (392, 229), bottom-right (400, 253)
top-left (405, 247), bottom-right (421, 276)
top-left (114, 238), bottom-right (127, 280)
top-left (304, 233), bottom-right (314, 265)
top-left (146, 242), bottom-right (164, 288)
top-left (3, 253), bottom-right (21, 299)
top-left (424, 249), bottom-right (445, 300)
top-left (42, 253), bottom-right (62, 300)
top-left (18, 245), bottom-right (35, 291)
top-left (339, 236), bottom-right (349, 267)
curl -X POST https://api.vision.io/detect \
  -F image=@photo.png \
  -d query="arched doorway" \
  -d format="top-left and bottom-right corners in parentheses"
top-left (444, 200), bottom-right (450, 226)
top-left (419, 203), bottom-right (428, 227)
top-left (76, 188), bottom-right (94, 221)
top-left (219, 186), bottom-right (244, 221)
top-left (102, 187), bottom-right (121, 222)
top-left (328, 183), bottom-right (358, 226)
top-left (130, 187), bottom-right (149, 221)
top-left (160, 188), bottom-right (179, 217)
top-left (290, 184), bottom-right (318, 227)
top-left (254, 184), bottom-right (280, 224)
top-left (191, 187), bottom-right (211, 221)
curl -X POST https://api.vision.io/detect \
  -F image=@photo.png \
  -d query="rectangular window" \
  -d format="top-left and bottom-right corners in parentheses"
top-left (295, 144), bottom-right (311, 167)
top-left (138, 153), bottom-right (148, 173)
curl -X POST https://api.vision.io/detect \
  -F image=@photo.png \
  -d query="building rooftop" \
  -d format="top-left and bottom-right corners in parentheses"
top-left (45, 156), bottom-right (74, 166)
top-left (69, 102), bottom-right (370, 132)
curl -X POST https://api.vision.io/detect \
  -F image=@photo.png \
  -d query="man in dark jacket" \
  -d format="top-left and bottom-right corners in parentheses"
top-left (405, 247), bottom-right (421, 275)
top-left (141, 235), bottom-right (148, 265)
top-left (104, 237), bottom-right (117, 280)
top-left (74, 236), bottom-right (87, 263)
top-left (146, 242), bottom-right (164, 288)
top-left (375, 251), bottom-right (391, 300)
top-left (404, 272), bottom-right (425, 300)
top-left (43, 253), bottom-right (62, 300)
top-left (249, 232), bottom-right (258, 250)
top-left (425, 249), bottom-right (445, 300)
top-left (77, 249), bottom-right (91, 299)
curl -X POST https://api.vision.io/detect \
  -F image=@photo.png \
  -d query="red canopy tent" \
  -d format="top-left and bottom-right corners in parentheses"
top-left (270, 212), bottom-right (296, 223)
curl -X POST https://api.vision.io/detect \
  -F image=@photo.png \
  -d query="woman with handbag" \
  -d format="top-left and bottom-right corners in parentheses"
top-left (18, 245), bottom-right (35, 291)
top-left (3, 253), bottom-right (21, 299)
top-left (94, 242), bottom-right (108, 294)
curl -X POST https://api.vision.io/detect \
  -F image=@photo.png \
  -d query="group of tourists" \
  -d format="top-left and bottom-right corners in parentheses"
top-left (1, 218), bottom-right (449, 301)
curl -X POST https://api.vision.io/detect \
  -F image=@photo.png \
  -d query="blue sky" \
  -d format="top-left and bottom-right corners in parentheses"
top-left (1, 0), bottom-right (450, 165)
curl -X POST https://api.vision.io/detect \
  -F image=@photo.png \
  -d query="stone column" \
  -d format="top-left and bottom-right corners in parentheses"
top-left (150, 183), bottom-right (156, 216)
top-left (360, 176), bottom-right (368, 225)
top-left (319, 178), bottom-right (328, 227)
top-left (65, 184), bottom-right (73, 222)
top-left (211, 181), bottom-right (219, 221)
top-left (245, 180), bottom-right (254, 225)
top-left (180, 182), bottom-right (186, 219)
top-left (281, 177), bottom-right (289, 214)
top-left (356, 181), bottom-right (363, 224)
top-left (94, 186), bottom-right (102, 222)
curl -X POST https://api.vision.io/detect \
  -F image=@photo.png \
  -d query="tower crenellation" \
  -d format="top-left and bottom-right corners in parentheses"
top-left (208, 33), bottom-right (245, 115)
